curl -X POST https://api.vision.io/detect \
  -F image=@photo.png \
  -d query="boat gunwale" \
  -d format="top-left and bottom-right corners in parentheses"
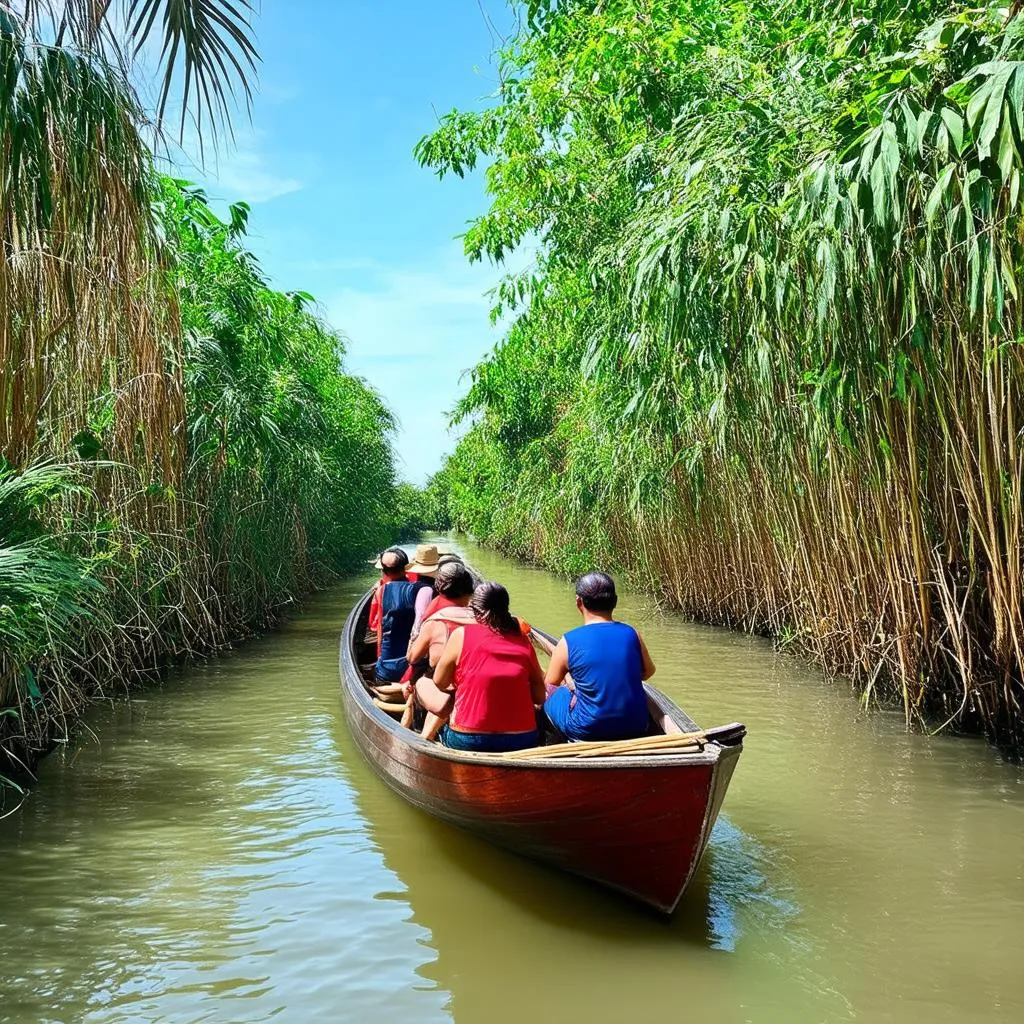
top-left (340, 589), bottom-right (737, 771)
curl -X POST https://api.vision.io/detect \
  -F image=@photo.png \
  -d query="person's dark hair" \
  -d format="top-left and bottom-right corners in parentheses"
top-left (471, 581), bottom-right (518, 634)
top-left (435, 562), bottom-right (473, 599)
top-left (380, 546), bottom-right (409, 576)
top-left (575, 571), bottom-right (618, 613)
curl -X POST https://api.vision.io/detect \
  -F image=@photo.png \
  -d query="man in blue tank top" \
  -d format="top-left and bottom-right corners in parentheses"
top-left (543, 572), bottom-right (656, 741)
top-left (375, 548), bottom-right (435, 682)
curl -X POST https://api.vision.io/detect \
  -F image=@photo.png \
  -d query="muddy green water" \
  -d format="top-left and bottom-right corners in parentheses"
top-left (2, 538), bottom-right (1024, 1023)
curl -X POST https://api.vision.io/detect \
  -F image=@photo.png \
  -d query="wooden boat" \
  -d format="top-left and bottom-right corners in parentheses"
top-left (339, 588), bottom-right (744, 914)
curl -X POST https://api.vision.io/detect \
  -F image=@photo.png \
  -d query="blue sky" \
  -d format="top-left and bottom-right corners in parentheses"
top-left (174, 1), bottom-right (523, 484)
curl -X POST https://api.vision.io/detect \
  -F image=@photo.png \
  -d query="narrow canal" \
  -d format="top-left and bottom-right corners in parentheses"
top-left (2, 538), bottom-right (1023, 1023)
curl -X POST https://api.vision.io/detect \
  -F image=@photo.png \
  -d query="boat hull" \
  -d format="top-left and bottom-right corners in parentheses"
top-left (340, 593), bottom-right (741, 913)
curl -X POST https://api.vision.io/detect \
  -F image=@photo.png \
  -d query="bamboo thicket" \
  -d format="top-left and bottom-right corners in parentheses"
top-left (0, 9), bottom-right (409, 790)
top-left (421, 0), bottom-right (1024, 747)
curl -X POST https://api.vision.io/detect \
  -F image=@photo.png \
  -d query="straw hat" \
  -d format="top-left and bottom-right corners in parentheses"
top-left (407, 543), bottom-right (441, 576)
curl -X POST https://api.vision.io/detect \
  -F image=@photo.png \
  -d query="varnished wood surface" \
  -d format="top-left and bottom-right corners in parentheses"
top-left (339, 591), bottom-right (743, 913)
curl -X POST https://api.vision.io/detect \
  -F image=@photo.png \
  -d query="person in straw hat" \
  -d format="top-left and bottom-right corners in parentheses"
top-left (406, 544), bottom-right (442, 634)
top-left (406, 542), bottom-right (441, 577)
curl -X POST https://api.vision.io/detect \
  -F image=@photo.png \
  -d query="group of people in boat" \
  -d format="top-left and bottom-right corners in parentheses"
top-left (368, 543), bottom-right (656, 753)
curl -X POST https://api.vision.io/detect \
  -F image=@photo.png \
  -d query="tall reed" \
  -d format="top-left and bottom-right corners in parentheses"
top-left (0, 177), bottom-right (409, 789)
top-left (422, 0), bottom-right (1024, 747)
top-left (0, 4), bottom-right (415, 793)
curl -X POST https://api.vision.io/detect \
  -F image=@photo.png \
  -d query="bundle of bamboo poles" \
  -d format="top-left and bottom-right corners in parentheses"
top-left (504, 729), bottom-right (713, 760)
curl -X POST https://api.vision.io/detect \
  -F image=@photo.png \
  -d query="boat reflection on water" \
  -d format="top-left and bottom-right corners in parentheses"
top-left (337, 715), bottom-right (807, 1024)
top-left (702, 817), bottom-right (799, 952)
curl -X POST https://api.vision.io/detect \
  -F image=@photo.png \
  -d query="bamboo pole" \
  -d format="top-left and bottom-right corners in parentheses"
top-left (504, 728), bottom-right (713, 760)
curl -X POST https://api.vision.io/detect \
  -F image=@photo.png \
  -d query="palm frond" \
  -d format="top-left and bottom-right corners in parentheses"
top-left (2, 0), bottom-right (260, 145)
top-left (126, 0), bottom-right (259, 145)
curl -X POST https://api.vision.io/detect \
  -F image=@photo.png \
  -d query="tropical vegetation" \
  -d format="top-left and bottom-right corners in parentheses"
top-left (1, 3), bottom-right (408, 790)
top-left (420, 0), bottom-right (1024, 747)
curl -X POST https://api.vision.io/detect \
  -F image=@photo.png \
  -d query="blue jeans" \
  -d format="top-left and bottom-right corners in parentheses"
top-left (439, 726), bottom-right (539, 753)
top-left (544, 686), bottom-right (648, 741)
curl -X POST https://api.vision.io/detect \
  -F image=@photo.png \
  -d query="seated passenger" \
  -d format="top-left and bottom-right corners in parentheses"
top-left (543, 572), bottom-right (655, 742)
top-left (369, 546), bottom-right (411, 653)
top-left (402, 563), bottom-right (475, 736)
top-left (420, 553), bottom-right (467, 622)
top-left (370, 548), bottom-right (425, 651)
top-left (425, 581), bottom-right (546, 753)
top-left (375, 549), bottom-right (436, 683)
top-left (404, 543), bottom-right (442, 641)
top-left (405, 562), bottom-right (476, 680)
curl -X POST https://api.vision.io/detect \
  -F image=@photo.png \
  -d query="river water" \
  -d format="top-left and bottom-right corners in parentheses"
top-left (2, 537), bottom-right (1023, 1023)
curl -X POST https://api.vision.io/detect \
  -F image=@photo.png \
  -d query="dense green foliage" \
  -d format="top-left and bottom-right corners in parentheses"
top-left (1, 179), bottom-right (406, 788)
top-left (169, 179), bottom-right (401, 607)
top-left (0, 4), bottom-right (411, 789)
top-left (421, 0), bottom-right (1024, 745)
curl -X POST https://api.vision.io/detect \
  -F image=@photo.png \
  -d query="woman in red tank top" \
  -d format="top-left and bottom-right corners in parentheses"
top-left (424, 581), bottom-right (545, 753)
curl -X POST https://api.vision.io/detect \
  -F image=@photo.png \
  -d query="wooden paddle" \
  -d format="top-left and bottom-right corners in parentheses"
top-left (529, 627), bottom-right (557, 656)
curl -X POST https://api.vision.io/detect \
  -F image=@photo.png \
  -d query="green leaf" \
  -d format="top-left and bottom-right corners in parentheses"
top-left (996, 114), bottom-right (1017, 183)
top-left (893, 350), bottom-right (908, 401)
top-left (977, 68), bottom-right (1013, 160)
top-left (926, 165), bottom-right (955, 224)
top-left (869, 122), bottom-right (899, 228)
top-left (24, 667), bottom-right (41, 701)
top-left (940, 108), bottom-right (964, 156)
top-left (1000, 253), bottom-right (1019, 303)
